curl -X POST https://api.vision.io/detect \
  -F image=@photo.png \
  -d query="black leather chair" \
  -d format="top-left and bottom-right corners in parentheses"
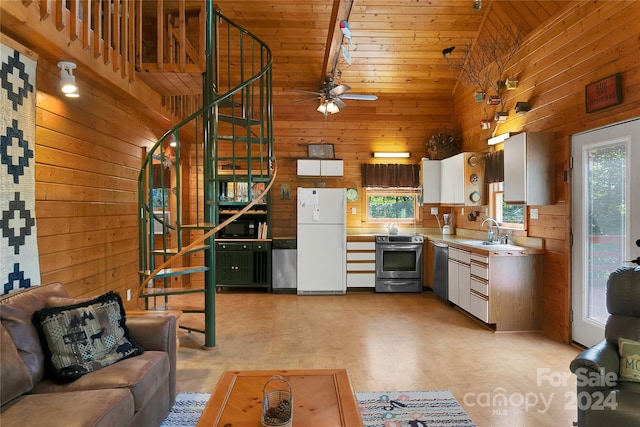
top-left (570, 266), bottom-right (640, 427)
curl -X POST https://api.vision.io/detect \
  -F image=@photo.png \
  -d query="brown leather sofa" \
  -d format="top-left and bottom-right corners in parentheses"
top-left (1, 282), bottom-right (177, 427)
top-left (569, 266), bottom-right (640, 427)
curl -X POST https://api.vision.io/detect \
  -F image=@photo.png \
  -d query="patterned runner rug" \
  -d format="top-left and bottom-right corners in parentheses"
top-left (357, 390), bottom-right (476, 427)
top-left (162, 390), bottom-right (476, 427)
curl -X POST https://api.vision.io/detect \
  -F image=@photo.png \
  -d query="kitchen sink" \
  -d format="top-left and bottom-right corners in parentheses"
top-left (456, 240), bottom-right (525, 250)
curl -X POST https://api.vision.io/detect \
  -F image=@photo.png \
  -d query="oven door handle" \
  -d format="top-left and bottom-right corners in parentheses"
top-left (377, 244), bottom-right (423, 251)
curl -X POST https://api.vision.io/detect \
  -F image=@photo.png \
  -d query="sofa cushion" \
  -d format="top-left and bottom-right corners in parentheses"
top-left (0, 282), bottom-right (68, 385)
top-left (0, 324), bottom-right (33, 405)
top-left (32, 350), bottom-right (170, 412)
top-left (619, 337), bottom-right (640, 382)
top-left (0, 388), bottom-right (134, 427)
top-left (32, 291), bottom-right (144, 383)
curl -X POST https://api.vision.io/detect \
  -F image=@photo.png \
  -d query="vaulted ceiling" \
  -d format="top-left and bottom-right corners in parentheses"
top-left (209, 0), bottom-right (570, 115)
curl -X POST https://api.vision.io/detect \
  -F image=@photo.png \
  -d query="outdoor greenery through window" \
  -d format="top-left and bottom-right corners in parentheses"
top-left (366, 190), bottom-right (419, 223)
top-left (491, 182), bottom-right (525, 228)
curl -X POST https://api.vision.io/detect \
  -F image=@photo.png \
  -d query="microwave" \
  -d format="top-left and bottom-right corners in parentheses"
top-left (218, 216), bottom-right (258, 239)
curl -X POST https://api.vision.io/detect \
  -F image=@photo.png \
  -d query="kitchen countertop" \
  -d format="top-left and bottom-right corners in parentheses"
top-left (346, 228), bottom-right (543, 255)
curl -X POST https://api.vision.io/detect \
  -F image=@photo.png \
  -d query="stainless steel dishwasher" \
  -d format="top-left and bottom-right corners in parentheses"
top-left (432, 241), bottom-right (449, 301)
top-left (271, 238), bottom-right (297, 293)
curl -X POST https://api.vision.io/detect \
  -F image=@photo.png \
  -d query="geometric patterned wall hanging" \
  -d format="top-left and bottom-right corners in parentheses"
top-left (1, 42), bottom-right (41, 294)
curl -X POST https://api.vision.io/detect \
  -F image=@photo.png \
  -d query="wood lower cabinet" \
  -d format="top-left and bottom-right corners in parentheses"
top-left (464, 248), bottom-right (542, 331)
top-left (215, 241), bottom-right (271, 290)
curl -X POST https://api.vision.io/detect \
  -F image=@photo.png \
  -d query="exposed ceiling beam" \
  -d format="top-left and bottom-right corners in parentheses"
top-left (320, 0), bottom-right (354, 83)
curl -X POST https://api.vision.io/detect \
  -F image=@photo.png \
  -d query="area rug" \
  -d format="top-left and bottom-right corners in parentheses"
top-left (161, 393), bottom-right (211, 427)
top-left (357, 390), bottom-right (476, 427)
top-left (162, 390), bottom-right (476, 427)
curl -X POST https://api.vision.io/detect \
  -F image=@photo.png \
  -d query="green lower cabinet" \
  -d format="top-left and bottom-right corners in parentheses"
top-left (216, 241), bottom-right (271, 290)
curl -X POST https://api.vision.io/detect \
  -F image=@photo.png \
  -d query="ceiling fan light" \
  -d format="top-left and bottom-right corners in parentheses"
top-left (326, 101), bottom-right (340, 114)
top-left (317, 102), bottom-right (328, 114)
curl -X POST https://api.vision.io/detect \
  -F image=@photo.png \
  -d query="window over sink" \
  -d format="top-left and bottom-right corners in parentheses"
top-left (490, 182), bottom-right (525, 229)
top-left (365, 189), bottom-right (421, 223)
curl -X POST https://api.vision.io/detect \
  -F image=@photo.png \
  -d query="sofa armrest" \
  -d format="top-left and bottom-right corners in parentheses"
top-left (570, 339), bottom-right (620, 390)
top-left (126, 315), bottom-right (177, 403)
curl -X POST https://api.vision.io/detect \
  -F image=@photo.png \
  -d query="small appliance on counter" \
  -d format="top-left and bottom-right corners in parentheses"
top-left (442, 214), bottom-right (453, 235)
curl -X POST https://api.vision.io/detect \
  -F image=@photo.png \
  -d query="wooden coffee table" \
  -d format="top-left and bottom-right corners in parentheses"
top-left (196, 369), bottom-right (363, 426)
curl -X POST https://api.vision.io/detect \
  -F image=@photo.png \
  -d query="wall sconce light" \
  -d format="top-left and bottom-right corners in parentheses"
top-left (317, 100), bottom-right (339, 115)
top-left (57, 61), bottom-right (79, 97)
top-left (515, 101), bottom-right (531, 113)
top-left (505, 78), bottom-right (518, 90)
top-left (372, 152), bottom-right (410, 158)
top-left (488, 132), bottom-right (512, 146)
top-left (473, 0), bottom-right (482, 11)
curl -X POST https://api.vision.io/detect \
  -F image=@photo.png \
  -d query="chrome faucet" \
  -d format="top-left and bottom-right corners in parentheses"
top-left (481, 217), bottom-right (500, 243)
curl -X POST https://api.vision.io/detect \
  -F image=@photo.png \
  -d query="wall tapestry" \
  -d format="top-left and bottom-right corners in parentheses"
top-left (1, 42), bottom-right (41, 294)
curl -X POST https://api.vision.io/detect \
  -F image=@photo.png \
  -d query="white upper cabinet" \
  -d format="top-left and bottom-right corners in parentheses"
top-left (440, 153), bottom-right (465, 204)
top-left (422, 152), bottom-right (484, 206)
top-left (503, 132), bottom-right (555, 205)
top-left (421, 158), bottom-right (441, 204)
top-left (297, 159), bottom-right (344, 176)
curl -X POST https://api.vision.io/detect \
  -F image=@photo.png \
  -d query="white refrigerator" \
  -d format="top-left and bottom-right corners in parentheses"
top-left (296, 188), bottom-right (347, 294)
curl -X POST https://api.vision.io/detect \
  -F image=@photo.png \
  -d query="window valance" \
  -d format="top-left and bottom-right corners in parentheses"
top-left (361, 164), bottom-right (420, 188)
top-left (484, 150), bottom-right (504, 183)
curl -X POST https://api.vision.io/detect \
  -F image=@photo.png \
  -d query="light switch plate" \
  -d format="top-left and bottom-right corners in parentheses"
top-left (351, 207), bottom-right (357, 215)
top-left (430, 207), bottom-right (438, 215)
top-left (530, 208), bottom-right (539, 219)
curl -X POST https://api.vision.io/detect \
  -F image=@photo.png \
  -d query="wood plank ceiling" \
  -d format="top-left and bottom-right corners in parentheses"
top-left (140, 0), bottom-right (569, 117)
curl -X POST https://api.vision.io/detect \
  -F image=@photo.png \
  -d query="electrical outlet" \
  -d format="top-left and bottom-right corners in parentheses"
top-left (430, 207), bottom-right (438, 215)
top-left (530, 208), bottom-right (539, 220)
top-left (461, 208), bottom-right (464, 215)
top-left (485, 207), bottom-right (489, 216)
top-left (126, 289), bottom-right (132, 301)
top-left (351, 207), bottom-right (357, 215)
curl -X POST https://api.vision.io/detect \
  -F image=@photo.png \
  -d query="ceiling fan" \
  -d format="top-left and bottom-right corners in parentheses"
top-left (292, 72), bottom-right (378, 115)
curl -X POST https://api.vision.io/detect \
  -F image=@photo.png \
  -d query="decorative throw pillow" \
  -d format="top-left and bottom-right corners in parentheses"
top-left (619, 337), bottom-right (640, 382)
top-left (32, 291), bottom-right (144, 384)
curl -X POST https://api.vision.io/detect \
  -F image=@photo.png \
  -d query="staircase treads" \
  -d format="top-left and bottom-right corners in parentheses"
top-left (218, 114), bottom-right (260, 126)
top-left (140, 287), bottom-right (205, 297)
top-left (144, 304), bottom-right (205, 314)
top-left (138, 266), bottom-right (208, 279)
top-left (151, 245), bottom-right (209, 255)
top-left (217, 135), bottom-right (267, 144)
top-left (180, 223), bottom-right (218, 229)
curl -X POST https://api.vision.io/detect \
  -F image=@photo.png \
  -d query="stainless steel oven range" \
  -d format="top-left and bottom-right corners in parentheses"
top-left (375, 234), bottom-right (424, 292)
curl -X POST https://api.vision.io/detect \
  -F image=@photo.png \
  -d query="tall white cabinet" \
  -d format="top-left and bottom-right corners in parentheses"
top-left (503, 132), bottom-right (555, 205)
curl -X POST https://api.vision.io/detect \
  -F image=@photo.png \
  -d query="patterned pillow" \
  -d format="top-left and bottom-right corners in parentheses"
top-left (32, 291), bottom-right (144, 384)
top-left (619, 337), bottom-right (640, 382)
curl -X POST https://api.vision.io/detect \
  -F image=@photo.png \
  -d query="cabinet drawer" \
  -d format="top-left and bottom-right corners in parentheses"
top-left (450, 248), bottom-right (471, 264)
top-left (470, 277), bottom-right (488, 297)
top-left (470, 263), bottom-right (488, 280)
top-left (471, 254), bottom-right (488, 264)
top-left (347, 262), bottom-right (375, 272)
top-left (347, 273), bottom-right (375, 287)
top-left (347, 242), bottom-right (376, 250)
top-left (347, 252), bottom-right (375, 261)
top-left (216, 242), bottom-right (251, 250)
top-left (469, 291), bottom-right (489, 322)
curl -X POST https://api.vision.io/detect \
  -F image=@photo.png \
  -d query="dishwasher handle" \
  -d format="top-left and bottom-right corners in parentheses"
top-left (432, 241), bottom-right (449, 248)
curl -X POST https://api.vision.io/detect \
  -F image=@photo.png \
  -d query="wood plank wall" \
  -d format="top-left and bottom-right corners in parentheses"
top-left (264, 0), bottom-right (640, 343)
top-left (33, 58), bottom-right (161, 310)
top-left (452, 0), bottom-right (640, 343)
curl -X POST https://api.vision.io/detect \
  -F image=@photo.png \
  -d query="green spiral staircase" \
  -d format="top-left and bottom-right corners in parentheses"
top-left (136, 4), bottom-right (274, 349)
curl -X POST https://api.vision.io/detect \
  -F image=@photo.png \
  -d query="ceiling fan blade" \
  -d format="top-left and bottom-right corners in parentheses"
top-left (333, 98), bottom-right (347, 108)
top-left (329, 84), bottom-right (351, 97)
top-left (340, 94), bottom-right (378, 101)
top-left (291, 97), bottom-right (324, 104)
top-left (289, 89), bottom-right (323, 97)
